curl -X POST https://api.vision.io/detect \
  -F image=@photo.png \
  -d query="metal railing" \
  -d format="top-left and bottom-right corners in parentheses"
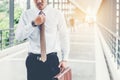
top-left (0, 28), bottom-right (25, 50)
top-left (98, 23), bottom-right (120, 69)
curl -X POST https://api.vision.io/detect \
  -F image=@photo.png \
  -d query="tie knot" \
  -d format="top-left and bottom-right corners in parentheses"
top-left (39, 11), bottom-right (45, 16)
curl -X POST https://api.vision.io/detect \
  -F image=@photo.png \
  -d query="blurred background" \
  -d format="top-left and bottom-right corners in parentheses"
top-left (0, 0), bottom-right (120, 80)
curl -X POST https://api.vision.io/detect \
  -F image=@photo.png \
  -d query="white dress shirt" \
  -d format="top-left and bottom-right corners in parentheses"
top-left (15, 5), bottom-right (70, 60)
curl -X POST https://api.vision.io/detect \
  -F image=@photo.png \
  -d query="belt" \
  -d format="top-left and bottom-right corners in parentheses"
top-left (28, 52), bottom-right (57, 56)
top-left (28, 52), bottom-right (57, 61)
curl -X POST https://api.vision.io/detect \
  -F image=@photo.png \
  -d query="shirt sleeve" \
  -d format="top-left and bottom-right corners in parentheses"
top-left (15, 11), bottom-right (35, 41)
top-left (57, 11), bottom-right (70, 61)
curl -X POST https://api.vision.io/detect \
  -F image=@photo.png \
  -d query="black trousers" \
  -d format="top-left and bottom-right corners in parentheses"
top-left (26, 52), bottom-right (60, 80)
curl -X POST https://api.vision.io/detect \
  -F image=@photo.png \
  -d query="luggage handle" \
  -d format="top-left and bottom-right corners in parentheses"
top-left (59, 67), bottom-right (68, 74)
top-left (54, 67), bottom-right (71, 79)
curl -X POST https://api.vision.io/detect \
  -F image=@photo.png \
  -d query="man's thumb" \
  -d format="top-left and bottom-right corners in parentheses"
top-left (58, 62), bottom-right (61, 68)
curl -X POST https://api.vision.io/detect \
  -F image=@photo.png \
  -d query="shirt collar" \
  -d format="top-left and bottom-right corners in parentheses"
top-left (35, 5), bottom-right (50, 15)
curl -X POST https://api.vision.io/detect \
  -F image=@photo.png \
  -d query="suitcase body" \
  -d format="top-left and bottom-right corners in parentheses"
top-left (53, 67), bottom-right (72, 80)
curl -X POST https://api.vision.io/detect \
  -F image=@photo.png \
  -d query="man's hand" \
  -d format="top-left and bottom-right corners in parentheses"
top-left (34, 14), bottom-right (45, 26)
top-left (58, 60), bottom-right (67, 71)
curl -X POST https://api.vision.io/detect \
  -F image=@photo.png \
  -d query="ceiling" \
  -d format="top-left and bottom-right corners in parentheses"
top-left (70, 0), bottom-right (103, 15)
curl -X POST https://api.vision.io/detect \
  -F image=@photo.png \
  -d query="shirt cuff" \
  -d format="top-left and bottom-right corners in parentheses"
top-left (62, 51), bottom-right (69, 61)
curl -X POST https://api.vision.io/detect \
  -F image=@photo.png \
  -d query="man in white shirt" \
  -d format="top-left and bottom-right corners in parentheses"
top-left (15, 0), bottom-right (70, 80)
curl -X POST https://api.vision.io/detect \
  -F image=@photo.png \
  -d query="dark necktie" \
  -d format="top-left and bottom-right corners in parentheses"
top-left (39, 11), bottom-right (47, 62)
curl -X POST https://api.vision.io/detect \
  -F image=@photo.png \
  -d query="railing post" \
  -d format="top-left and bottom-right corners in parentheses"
top-left (27, 0), bottom-right (31, 9)
top-left (9, 0), bottom-right (14, 46)
top-left (116, 0), bottom-right (120, 69)
top-left (53, 0), bottom-right (55, 8)
top-left (47, 0), bottom-right (49, 4)
top-left (0, 30), bottom-right (2, 50)
top-left (58, 0), bottom-right (59, 9)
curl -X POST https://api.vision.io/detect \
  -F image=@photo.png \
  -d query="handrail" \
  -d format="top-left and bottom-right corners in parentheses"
top-left (0, 28), bottom-right (25, 50)
top-left (97, 23), bottom-right (120, 40)
top-left (97, 22), bottom-right (120, 69)
top-left (97, 23), bottom-right (117, 39)
top-left (0, 28), bottom-right (15, 31)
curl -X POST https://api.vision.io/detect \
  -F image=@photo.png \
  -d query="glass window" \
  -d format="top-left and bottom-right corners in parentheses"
top-left (116, 0), bottom-right (119, 3)
top-left (116, 17), bottom-right (119, 23)
top-left (54, 4), bottom-right (58, 9)
top-left (116, 10), bottom-right (119, 16)
top-left (116, 4), bottom-right (119, 10)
